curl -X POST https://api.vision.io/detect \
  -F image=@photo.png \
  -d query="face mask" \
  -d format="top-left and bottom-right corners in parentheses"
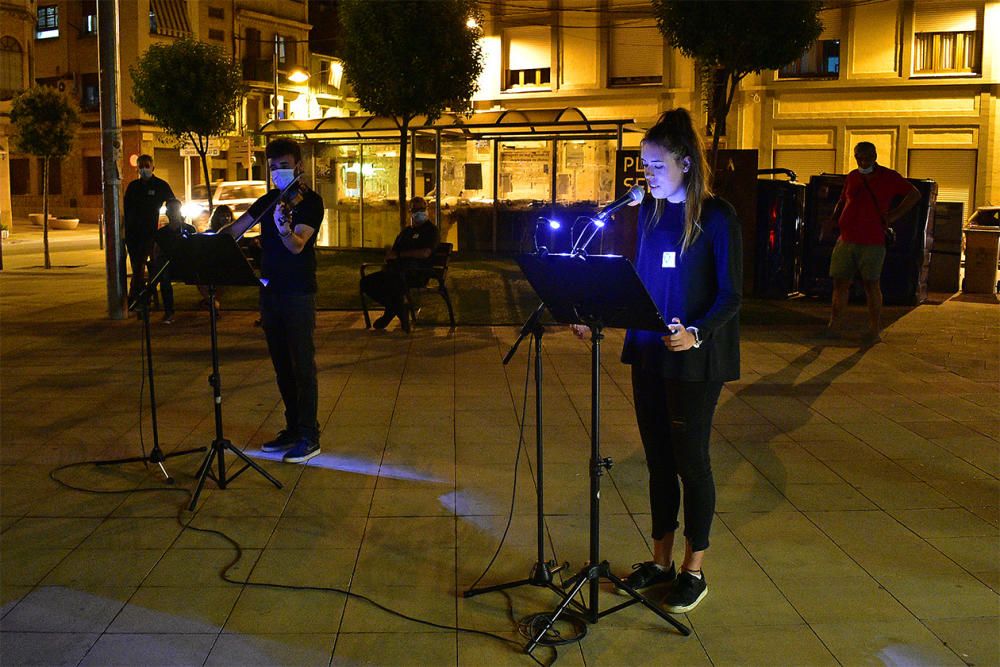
top-left (858, 163), bottom-right (875, 175)
top-left (139, 168), bottom-right (153, 179)
top-left (272, 169), bottom-right (296, 191)
top-left (411, 211), bottom-right (429, 224)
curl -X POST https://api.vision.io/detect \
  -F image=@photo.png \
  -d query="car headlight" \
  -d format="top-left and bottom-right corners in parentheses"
top-left (181, 202), bottom-right (204, 219)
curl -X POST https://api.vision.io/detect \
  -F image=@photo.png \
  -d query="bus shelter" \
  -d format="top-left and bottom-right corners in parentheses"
top-left (260, 108), bottom-right (640, 253)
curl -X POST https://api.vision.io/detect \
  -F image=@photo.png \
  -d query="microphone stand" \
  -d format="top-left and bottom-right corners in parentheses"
top-left (464, 296), bottom-right (584, 617)
top-left (99, 255), bottom-right (205, 482)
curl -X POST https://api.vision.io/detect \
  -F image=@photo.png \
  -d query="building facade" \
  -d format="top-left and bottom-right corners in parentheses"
top-left (4, 0), bottom-right (354, 224)
top-left (3, 0), bottom-right (997, 242)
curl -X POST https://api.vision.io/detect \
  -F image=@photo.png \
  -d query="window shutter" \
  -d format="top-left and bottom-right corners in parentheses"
top-left (907, 149), bottom-right (978, 223)
top-left (609, 19), bottom-right (663, 81)
top-left (506, 26), bottom-right (551, 70)
top-left (913, 1), bottom-right (979, 33)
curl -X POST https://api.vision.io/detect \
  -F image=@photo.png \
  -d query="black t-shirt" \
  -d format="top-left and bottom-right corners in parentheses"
top-left (392, 220), bottom-right (440, 257)
top-left (246, 187), bottom-right (324, 294)
top-left (123, 175), bottom-right (174, 240)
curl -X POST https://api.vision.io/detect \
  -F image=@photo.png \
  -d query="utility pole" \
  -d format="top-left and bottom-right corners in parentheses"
top-left (98, 0), bottom-right (126, 319)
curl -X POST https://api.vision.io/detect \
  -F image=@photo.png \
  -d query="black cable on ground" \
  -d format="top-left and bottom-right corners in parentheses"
top-left (47, 459), bottom-right (559, 666)
top-left (466, 339), bottom-right (534, 591)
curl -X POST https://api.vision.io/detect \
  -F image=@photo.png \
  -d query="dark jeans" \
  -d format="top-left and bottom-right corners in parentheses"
top-left (631, 365), bottom-right (722, 552)
top-left (125, 236), bottom-right (153, 302)
top-left (260, 289), bottom-right (319, 443)
top-left (360, 266), bottom-right (407, 316)
top-left (149, 252), bottom-right (174, 315)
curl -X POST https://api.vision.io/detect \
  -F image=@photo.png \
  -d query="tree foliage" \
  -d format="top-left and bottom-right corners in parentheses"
top-left (10, 86), bottom-right (81, 269)
top-left (340, 0), bottom-right (484, 227)
top-left (652, 0), bottom-right (823, 164)
top-left (130, 38), bottom-right (247, 211)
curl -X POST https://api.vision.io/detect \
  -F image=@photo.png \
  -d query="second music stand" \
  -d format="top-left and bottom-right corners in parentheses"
top-left (515, 252), bottom-right (691, 653)
top-left (159, 232), bottom-right (284, 510)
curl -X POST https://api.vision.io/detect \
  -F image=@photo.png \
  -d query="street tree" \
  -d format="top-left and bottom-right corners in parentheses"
top-left (652, 0), bottom-right (823, 166)
top-left (10, 86), bottom-right (81, 269)
top-left (340, 0), bottom-right (484, 228)
top-left (130, 37), bottom-right (247, 214)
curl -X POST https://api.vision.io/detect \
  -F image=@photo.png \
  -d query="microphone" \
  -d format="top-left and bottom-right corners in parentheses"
top-left (595, 185), bottom-right (645, 220)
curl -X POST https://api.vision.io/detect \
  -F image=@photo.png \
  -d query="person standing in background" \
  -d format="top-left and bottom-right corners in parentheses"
top-left (822, 142), bottom-right (921, 344)
top-left (123, 154), bottom-right (175, 304)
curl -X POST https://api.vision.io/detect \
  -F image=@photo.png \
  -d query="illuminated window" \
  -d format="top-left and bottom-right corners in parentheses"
top-left (0, 36), bottom-right (24, 100)
top-left (36, 5), bottom-right (59, 39)
top-left (504, 25), bottom-right (551, 91)
top-left (913, 31), bottom-right (980, 74)
top-left (779, 40), bottom-right (840, 79)
top-left (275, 35), bottom-right (287, 66)
top-left (912, 1), bottom-right (982, 76)
top-left (81, 73), bottom-right (99, 111)
top-left (82, 1), bottom-right (97, 35)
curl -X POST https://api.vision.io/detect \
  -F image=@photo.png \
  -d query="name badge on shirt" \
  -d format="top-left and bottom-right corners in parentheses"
top-left (662, 251), bottom-right (676, 268)
top-left (147, 189), bottom-right (155, 196)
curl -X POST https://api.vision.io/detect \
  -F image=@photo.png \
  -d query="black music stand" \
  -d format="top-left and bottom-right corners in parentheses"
top-left (515, 253), bottom-right (691, 653)
top-left (159, 233), bottom-right (284, 511)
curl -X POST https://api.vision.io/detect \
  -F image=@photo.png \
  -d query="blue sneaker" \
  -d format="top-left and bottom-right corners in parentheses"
top-left (283, 438), bottom-right (320, 464)
top-left (261, 429), bottom-right (297, 453)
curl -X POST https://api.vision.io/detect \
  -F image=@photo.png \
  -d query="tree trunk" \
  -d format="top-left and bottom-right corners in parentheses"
top-left (398, 117), bottom-right (411, 230)
top-left (194, 133), bottom-right (214, 216)
top-left (710, 70), bottom-right (742, 174)
top-left (42, 156), bottom-right (51, 270)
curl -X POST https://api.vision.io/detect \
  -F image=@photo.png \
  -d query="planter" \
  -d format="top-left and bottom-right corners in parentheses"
top-left (50, 217), bottom-right (80, 230)
top-left (29, 213), bottom-right (51, 226)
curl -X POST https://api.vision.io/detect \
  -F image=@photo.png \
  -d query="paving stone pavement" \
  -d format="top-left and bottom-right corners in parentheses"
top-left (1, 222), bottom-right (997, 666)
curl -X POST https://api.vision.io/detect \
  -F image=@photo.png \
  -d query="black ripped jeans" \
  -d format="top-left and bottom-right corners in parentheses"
top-left (631, 365), bottom-right (722, 552)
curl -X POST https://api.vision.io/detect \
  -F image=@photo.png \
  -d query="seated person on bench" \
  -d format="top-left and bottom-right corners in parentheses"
top-left (361, 196), bottom-right (440, 332)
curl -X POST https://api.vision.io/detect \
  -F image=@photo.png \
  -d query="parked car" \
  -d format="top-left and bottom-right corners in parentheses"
top-left (159, 180), bottom-right (268, 232)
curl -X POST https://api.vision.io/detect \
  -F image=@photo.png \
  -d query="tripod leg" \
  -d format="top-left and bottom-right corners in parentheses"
top-left (188, 446), bottom-right (218, 511)
top-left (222, 440), bottom-right (283, 490)
top-left (604, 570), bottom-right (691, 635)
top-left (525, 567), bottom-right (592, 654)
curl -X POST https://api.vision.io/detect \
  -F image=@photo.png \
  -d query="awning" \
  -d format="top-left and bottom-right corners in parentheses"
top-left (150, 0), bottom-right (192, 39)
top-left (259, 107), bottom-right (638, 142)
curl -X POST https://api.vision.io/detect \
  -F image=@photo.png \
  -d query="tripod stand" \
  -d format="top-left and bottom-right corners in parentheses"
top-left (462, 302), bottom-right (579, 608)
top-left (515, 253), bottom-right (691, 654)
top-left (99, 259), bottom-right (205, 482)
top-left (158, 232), bottom-right (283, 511)
top-left (188, 282), bottom-right (282, 510)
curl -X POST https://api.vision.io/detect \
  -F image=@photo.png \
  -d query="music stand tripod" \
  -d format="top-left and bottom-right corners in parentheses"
top-left (516, 253), bottom-right (691, 654)
top-left (161, 233), bottom-right (284, 511)
top-left (99, 260), bottom-right (206, 482)
top-left (462, 301), bottom-right (583, 612)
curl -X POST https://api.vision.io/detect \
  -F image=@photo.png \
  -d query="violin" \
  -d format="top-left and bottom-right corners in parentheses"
top-left (279, 177), bottom-right (310, 209)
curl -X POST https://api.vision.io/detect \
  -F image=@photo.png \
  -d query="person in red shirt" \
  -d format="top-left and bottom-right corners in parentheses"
top-left (823, 142), bottom-right (920, 344)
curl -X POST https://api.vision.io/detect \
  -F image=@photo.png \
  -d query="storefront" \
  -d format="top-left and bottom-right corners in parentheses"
top-left (259, 108), bottom-right (639, 253)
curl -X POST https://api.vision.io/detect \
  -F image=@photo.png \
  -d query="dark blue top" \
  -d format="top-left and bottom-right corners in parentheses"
top-left (247, 187), bottom-right (324, 294)
top-left (621, 196), bottom-right (742, 382)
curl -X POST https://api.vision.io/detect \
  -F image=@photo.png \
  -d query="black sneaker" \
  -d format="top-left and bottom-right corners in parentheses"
top-left (283, 438), bottom-right (320, 464)
top-left (261, 429), bottom-right (297, 453)
top-left (663, 571), bottom-right (707, 613)
top-left (373, 311), bottom-right (394, 329)
top-left (615, 561), bottom-right (675, 595)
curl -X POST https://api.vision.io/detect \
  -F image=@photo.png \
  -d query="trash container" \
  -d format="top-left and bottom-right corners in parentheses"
top-left (962, 226), bottom-right (1000, 294)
